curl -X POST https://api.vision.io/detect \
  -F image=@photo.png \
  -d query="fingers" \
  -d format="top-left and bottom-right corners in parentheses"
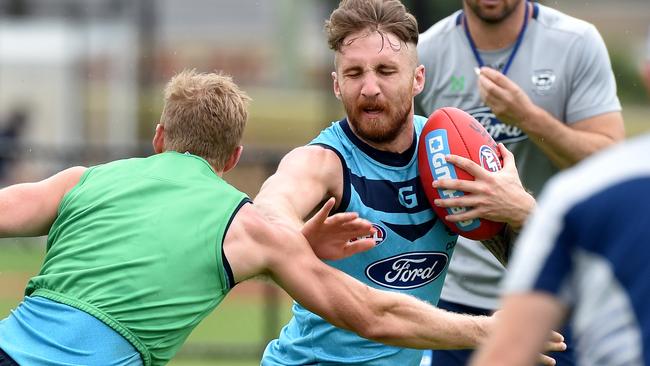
top-left (548, 330), bottom-right (565, 343)
top-left (344, 238), bottom-right (376, 256)
top-left (324, 214), bottom-right (374, 241)
top-left (442, 154), bottom-right (488, 179)
top-left (479, 67), bottom-right (508, 87)
top-left (312, 197), bottom-right (336, 223)
top-left (544, 340), bottom-right (567, 352)
top-left (537, 329), bottom-right (566, 366)
top-left (442, 207), bottom-right (480, 223)
top-left (432, 177), bottom-right (481, 195)
top-left (538, 354), bottom-right (557, 366)
top-left (327, 214), bottom-right (371, 231)
top-left (544, 330), bottom-right (566, 352)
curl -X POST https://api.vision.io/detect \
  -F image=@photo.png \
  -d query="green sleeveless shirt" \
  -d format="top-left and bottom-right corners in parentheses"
top-left (25, 151), bottom-right (249, 366)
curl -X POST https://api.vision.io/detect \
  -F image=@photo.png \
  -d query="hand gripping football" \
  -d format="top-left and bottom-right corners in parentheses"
top-left (418, 107), bottom-right (505, 240)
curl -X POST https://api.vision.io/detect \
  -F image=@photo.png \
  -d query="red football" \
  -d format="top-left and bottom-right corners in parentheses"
top-left (418, 107), bottom-right (504, 240)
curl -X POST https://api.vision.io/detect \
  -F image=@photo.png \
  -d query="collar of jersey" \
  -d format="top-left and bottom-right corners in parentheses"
top-left (163, 150), bottom-right (218, 176)
top-left (340, 118), bottom-right (416, 168)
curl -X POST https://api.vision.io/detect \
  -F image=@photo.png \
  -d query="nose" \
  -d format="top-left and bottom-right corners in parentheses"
top-left (360, 73), bottom-right (381, 98)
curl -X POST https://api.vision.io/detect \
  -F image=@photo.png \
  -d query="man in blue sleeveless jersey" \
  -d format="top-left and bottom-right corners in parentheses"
top-left (0, 70), bottom-right (559, 366)
top-left (471, 133), bottom-right (650, 366)
top-left (416, 1), bottom-right (625, 364)
top-left (256, 1), bottom-right (550, 365)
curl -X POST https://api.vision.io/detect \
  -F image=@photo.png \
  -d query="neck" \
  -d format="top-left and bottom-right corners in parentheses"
top-left (464, 1), bottom-right (529, 50)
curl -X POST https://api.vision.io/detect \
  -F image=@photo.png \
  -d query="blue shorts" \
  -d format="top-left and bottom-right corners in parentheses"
top-left (420, 299), bottom-right (575, 366)
top-left (0, 296), bottom-right (142, 366)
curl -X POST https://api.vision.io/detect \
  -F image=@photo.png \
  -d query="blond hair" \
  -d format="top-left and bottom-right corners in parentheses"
top-left (160, 69), bottom-right (250, 170)
top-left (325, 0), bottom-right (419, 52)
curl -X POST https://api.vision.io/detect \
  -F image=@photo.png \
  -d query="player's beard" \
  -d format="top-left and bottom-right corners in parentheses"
top-left (464, 0), bottom-right (522, 24)
top-left (344, 93), bottom-right (412, 145)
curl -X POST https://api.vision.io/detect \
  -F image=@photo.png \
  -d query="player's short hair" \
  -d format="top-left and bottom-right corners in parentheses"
top-left (160, 69), bottom-right (250, 170)
top-left (325, 0), bottom-right (419, 51)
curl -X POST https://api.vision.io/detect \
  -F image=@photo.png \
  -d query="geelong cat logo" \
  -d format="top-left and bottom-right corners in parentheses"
top-left (365, 252), bottom-right (448, 289)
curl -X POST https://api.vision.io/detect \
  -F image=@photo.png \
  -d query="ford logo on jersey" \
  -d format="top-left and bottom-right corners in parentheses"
top-left (365, 252), bottom-right (448, 290)
top-left (466, 106), bottom-right (527, 143)
top-left (425, 129), bottom-right (480, 232)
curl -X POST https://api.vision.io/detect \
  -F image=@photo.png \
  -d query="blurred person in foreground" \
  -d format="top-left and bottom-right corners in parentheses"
top-left (0, 69), bottom-right (565, 366)
top-left (415, 0), bottom-right (624, 364)
top-left (471, 132), bottom-right (650, 366)
top-left (256, 1), bottom-right (560, 365)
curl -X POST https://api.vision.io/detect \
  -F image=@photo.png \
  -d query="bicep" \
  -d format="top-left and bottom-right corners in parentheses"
top-left (224, 204), bottom-right (368, 331)
top-left (254, 146), bottom-right (343, 226)
top-left (0, 166), bottom-right (86, 237)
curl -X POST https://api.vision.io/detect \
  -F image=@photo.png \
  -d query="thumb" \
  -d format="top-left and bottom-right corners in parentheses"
top-left (497, 143), bottom-right (514, 169)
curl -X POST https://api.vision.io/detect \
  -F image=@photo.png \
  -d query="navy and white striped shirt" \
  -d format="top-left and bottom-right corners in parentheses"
top-left (505, 133), bottom-right (650, 366)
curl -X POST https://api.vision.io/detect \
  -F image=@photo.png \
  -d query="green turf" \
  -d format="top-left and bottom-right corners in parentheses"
top-left (0, 238), bottom-right (46, 272)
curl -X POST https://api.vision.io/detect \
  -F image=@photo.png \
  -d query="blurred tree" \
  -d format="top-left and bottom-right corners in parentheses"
top-left (403, 0), bottom-right (461, 32)
top-left (609, 48), bottom-right (647, 104)
top-left (323, 0), bottom-right (462, 34)
top-left (3, 0), bottom-right (28, 16)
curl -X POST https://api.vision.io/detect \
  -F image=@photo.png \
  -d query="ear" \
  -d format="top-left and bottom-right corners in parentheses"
top-left (223, 145), bottom-right (243, 174)
top-left (332, 71), bottom-right (341, 100)
top-left (413, 64), bottom-right (425, 96)
top-left (152, 124), bottom-right (165, 154)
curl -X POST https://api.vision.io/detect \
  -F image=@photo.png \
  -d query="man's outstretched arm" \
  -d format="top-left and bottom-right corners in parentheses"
top-left (223, 203), bottom-right (565, 359)
top-left (0, 166), bottom-right (86, 237)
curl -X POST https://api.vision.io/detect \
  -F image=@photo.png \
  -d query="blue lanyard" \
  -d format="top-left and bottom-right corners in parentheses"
top-left (462, 1), bottom-right (530, 76)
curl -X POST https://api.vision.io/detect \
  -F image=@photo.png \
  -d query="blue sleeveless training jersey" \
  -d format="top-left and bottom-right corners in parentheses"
top-left (262, 116), bottom-right (458, 366)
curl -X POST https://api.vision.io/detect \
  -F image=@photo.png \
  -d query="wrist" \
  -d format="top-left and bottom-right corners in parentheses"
top-left (471, 315), bottom-right (492, 348)
top-left (509, 191), bottom-right (536, 230)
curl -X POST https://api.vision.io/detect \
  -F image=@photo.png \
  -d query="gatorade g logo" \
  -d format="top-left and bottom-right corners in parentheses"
top-left (424, 130), bottom-right (480, 231)
top-left (398, 186), bottom-right (418, 209)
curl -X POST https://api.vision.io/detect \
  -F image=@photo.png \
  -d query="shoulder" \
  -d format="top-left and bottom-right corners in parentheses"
top-left (50, 166), bottom-right (88, 195)
top-left (419, 11), bottom-right (461, 47)
top-left (535, 4), bottom-right (600, 40)
top-left (280, 145), bottom-right (342, 171)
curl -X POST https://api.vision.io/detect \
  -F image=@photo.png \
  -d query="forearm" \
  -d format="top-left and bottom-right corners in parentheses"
top-left (370, 293), bottom-right (490, 349)
top-left (520, 107), bottom-right (621, 168)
